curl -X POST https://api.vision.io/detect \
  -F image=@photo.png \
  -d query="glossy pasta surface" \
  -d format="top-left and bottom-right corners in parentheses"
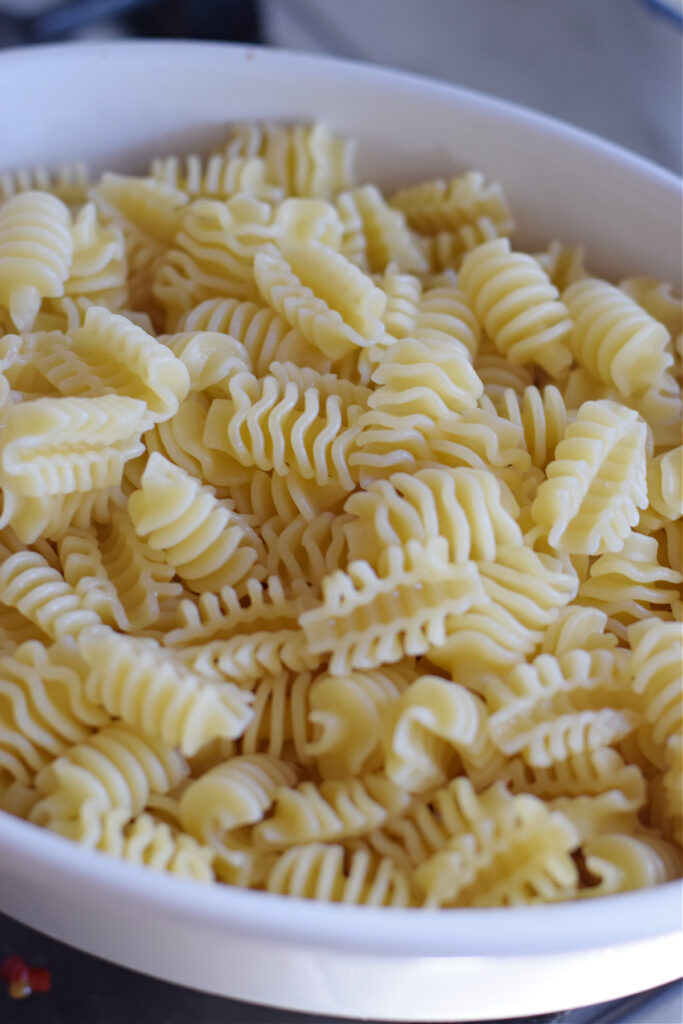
top-left (0, 123), bottom-right (681, 904)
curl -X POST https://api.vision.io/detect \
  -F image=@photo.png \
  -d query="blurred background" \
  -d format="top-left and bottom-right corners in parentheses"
top-left (0, 0), bottom-right (680, 173)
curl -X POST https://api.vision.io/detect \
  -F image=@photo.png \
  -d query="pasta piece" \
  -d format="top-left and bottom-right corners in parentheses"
top-left (335, 185), bottom-right (426, 273)
top-left (30, 722), bottom-right (188, 843)
top-left (66, 203), bottom-right (127, 308)
top-left (0, 485), bottom-right (123, 546)
top-left (581, 833), bottom-right (682, 896)
top-left (42, 306), bottom-right (190, 422)
top-left (473, 338), bottom-right (535, 400)
top-left (0, 162), bottom-right (89, 207)
top-left (539, 607), bottom-right (618, 656)
top-left (203, 372), bottom-right (362, 491)
top-left (150, 151), bottom-right (281, 202)
top-left (381, 676), bottom-right (492, 793)
top-left (458, 238), bottom-right (572, 376)
top-left (97, 507), bottom-right (182, 632)
top-left (0, 394), bottom-right (147, 499)
top-left (501, 747), bottom-right (646, 804)
top-left (237, 670), bottom-right (316, 763)
top-left (577, 533), bottom-right (682, 638)
top-left (253, 246), bottom-right (385, 360)
top-left (390, 172), bottom-right (513, 237)
top-left (531, 400), bottom-right (649, 555)
top-left (619, 277), bottom-right (682, 338)
top-left (300, 540), bottom-right (486, 675)
top-left (57, 528), bottom-right (129, 630)
top-left (0, 549), bottom-right (103, 640)
top-left (0, 639), bottom-right (108, 785)
top-left (306, 664), bottom-right (414, 779)
top-left (153, 195), bottom-right (279, 324)
top-left (629, 620), bottom-right (683, 761)
top-left (128, 453), bottom-right (265, 593)
top-left (159, 330), bottom-right (250, 396)
top-left (534, 241), bottom-right (588, 292)
top-left (366, 335), bottom-right (483, 422)
top-left (261, 508), bottom-right (350, 588)
top-left (0, 191), bottom-right (73, 330)
top-left (180, 296), bottom-right (331, 376)
top-left (179, 754), bottom-right (298, 851)
top-left (479, 385), bottom-right (568, 470)
top-left (488, 649), bottom-right (640, 767)
top-left (412, 779), bottom-right (579, 907)
top-left (95, 808), bottom-right (215, 880)
top-left (266, 843), bottom-right (413, 906)
top-left (344, 467), bottom-right (522, 568)
top-left (647, 446), bottom-right (683, 522)
top-left (78, 626), bottom-right (253, 756)
top-left (563, 277), bottom-right (672, 396)
top-left (227, 122), bottom-right (355, 200)
top-left (140, 393), bottom-right (251, 492)
top-left (253, 772), bottom-right (409, 849)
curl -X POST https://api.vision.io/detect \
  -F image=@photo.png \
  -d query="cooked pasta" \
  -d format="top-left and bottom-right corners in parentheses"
top-left (0, 120), bottom-right (680, 906)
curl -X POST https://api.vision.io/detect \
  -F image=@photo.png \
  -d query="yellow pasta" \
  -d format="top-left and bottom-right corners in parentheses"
top-left (0, 120), bottom-right (680, 906)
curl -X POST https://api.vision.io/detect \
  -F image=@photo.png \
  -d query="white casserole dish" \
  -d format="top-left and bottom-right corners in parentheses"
top-left (0, 40), bottom-right (681, 1023)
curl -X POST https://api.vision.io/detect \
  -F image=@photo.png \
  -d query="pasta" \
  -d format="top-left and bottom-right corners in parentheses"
top-left (0, 121), bottom-right (680, 909)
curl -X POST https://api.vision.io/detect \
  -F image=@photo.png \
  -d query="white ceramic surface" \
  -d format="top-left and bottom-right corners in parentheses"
top-left (0, 41), bottom-right (681, 1023)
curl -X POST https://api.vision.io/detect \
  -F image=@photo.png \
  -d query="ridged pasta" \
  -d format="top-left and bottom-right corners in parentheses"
top-left (0, 639), bottom-right (108, 785)
top-left (0, 393), bottom-right (147, 499)
top-left (226, 122), bottom-right (355, 200)
top-left (159, 330), bottom-right (251, 396)
top-left (203, 372), bottom-right (363, 491)
top-left (0, 162), bottom-right (89, 207)
top-left (578, 533), bottom-right (682, 638)
top-left (253, 246), bottom-right (385, 360)
top-left (381, 676), bottom-right (494, 793)
top-left (179, 296), bottom-right (332, 376)
top-left (305, 664), bottom-right (414, 779)
top-left (487, 649), bottom-right (639, 767)
top-left (150, 152), bottom-right (281, 202)
top-left (0, 549), bottom-right (104, 640)
top-left (0, 191), bottom-right (73, 330)
top-left (531, 400), bottom-right (649, 555)
top-left (139, 393), bottom-right (251, 492)
top-left (335, 185), bottom-right (426, 274)
top-left (179, 754), bottom-right (298, 853)
top-left (458, 238), bottom-right (572, 376)
top-left (629, 620), bottom-right (683, 760)
top-left (366, 335), bottom-right (483, 422)
top-left (128, 453), bottom-right (264, 593)
top-left (97, 507), bottom-right (181, 632)
top-left (390, 172), bottom-right (513, 237)
top-left (66, 203), bottom-right (127, 308)
top-left (412, 778), bottom-right (579, 907)
top-left (30, 722), bottom-right (188, 842)
top-left (78, 626), bottom-right (253, 756)
top-left (95, 807), bottom-right (215, 880)
top-left (266, 843), bottom-right (413, 906)
top-left (581, 833), bottom-right (682, 896)
top-left (479, 385), bottom-right (568, 470)
top-left (253, 772), bottom-right (409, 848)
top-left (563, 277), bottom-right (672, 397)
top-left (344, 467), bottom-right (522, 568)
top-left (300, 540), bottom-right (486, 675)
top-left (57, 528), bottom-right (129, 630)
top-left (153, 195), bottom-right (279, 325)
top-left (647, 445), bottom-right (683, 521)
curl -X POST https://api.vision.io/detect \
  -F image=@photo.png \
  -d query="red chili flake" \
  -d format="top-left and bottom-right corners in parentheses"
top-left (0, 955), bottom-right (51, 999)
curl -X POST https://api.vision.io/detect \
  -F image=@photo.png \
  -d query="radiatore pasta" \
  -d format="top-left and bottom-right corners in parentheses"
top-left (0, 122), bottom-right (681, 904)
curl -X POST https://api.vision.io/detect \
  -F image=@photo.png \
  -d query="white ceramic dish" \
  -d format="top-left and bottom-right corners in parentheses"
top-left (0, 40), bottom-right (681, 1023)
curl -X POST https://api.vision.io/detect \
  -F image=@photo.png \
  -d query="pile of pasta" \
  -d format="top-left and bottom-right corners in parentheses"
top-left (0, 122), bottom-right (681, 908)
